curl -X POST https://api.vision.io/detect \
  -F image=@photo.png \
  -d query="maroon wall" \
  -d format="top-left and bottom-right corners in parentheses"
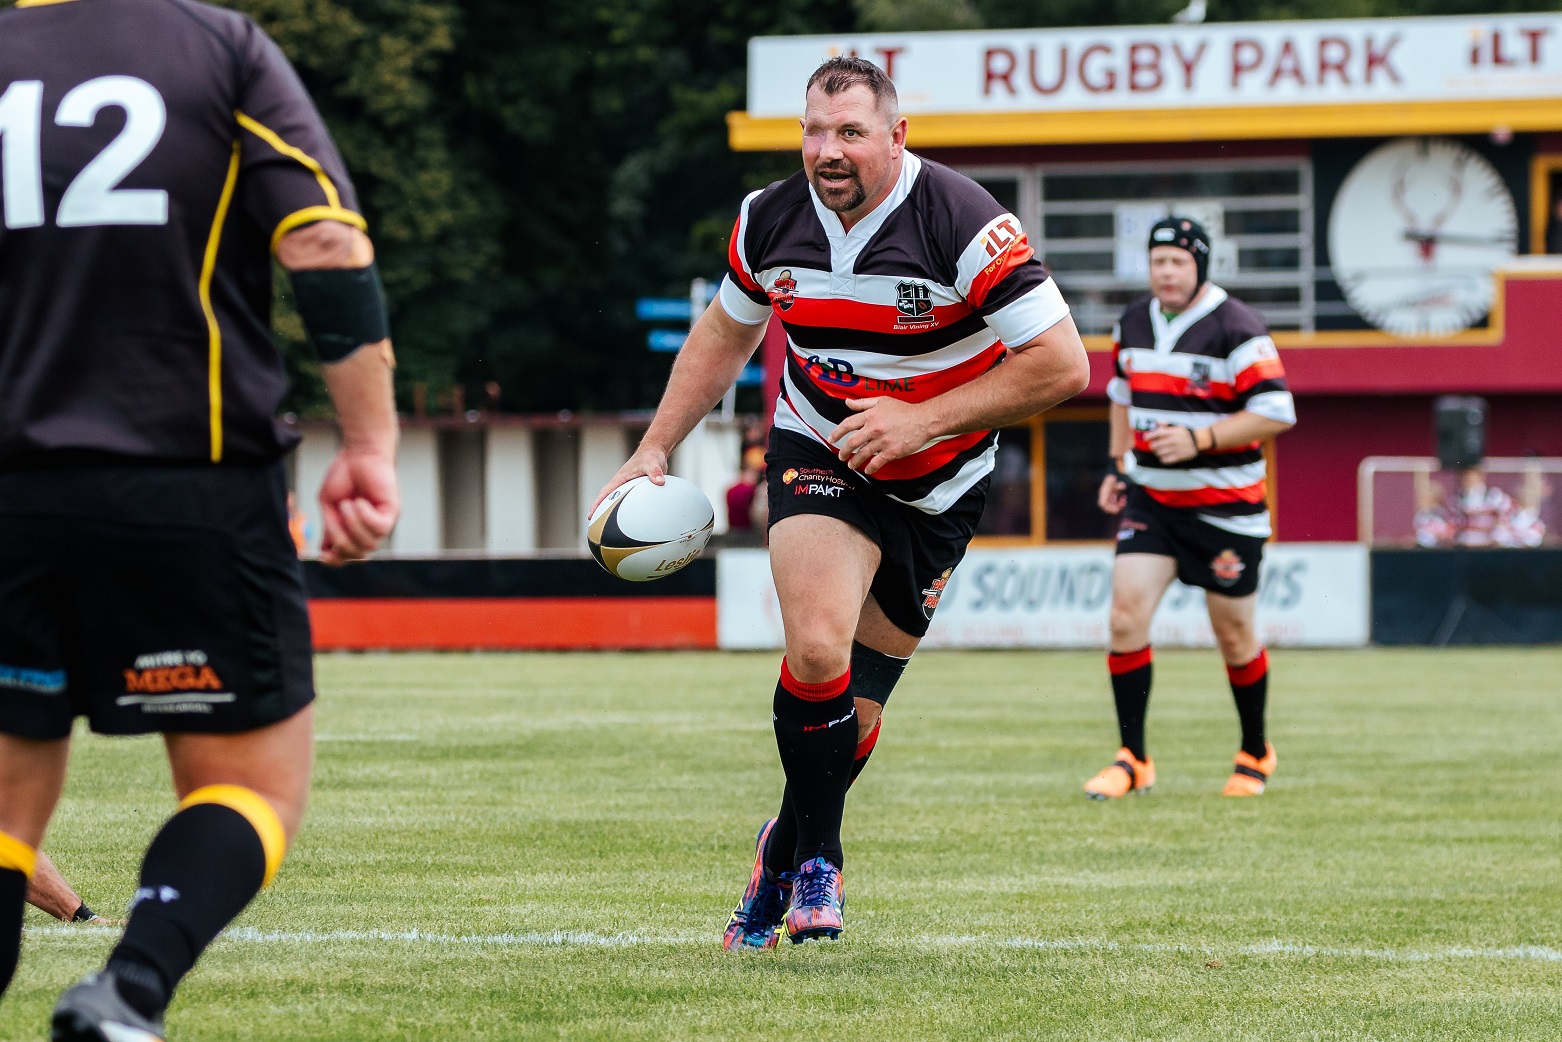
top-left (1275, 395), bottom-right (1562, 542)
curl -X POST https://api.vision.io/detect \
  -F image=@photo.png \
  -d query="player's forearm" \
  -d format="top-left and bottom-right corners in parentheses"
top-left (323, 345), bottom-right (399, 458)
top-left (1204, 411), bottom-right (1293, 450)
top-left (921, 316), bottom-right (1089, 438)
top-left (639, 304), bottom-right (767, 456)
top-left (1108, 403), bottom-right (1133, 462)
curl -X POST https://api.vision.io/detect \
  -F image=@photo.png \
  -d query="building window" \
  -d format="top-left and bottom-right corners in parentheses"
top-left (1043, 411), bottom-right (1116, 541)
top-left (959, 158), bottom-right (1314, 336)
top-left (975, 426), bottom-right (1035, 538)
top-left (972, 408), bottom-right (1115, 545)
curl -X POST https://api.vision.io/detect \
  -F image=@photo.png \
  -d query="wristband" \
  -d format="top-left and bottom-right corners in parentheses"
top-left (70, 902), bottom-right (95, 923)
top-left (1207, 426), bottom-right (1219, 451)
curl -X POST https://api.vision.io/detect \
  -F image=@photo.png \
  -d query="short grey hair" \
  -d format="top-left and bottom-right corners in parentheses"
top-left (806, 56), bottom-right (899, 119)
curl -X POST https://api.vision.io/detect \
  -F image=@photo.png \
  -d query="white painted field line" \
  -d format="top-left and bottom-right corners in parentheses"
top-left (27, 925), bottom-right (1561, 963)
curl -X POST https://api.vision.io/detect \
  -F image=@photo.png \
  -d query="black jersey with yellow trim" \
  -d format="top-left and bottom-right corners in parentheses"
top-left (0, 0), bottom-right (366, 466)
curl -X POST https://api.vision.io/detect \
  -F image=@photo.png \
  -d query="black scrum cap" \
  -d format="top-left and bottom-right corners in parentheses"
top-left (1148, 216), bottom-right (1211, 287)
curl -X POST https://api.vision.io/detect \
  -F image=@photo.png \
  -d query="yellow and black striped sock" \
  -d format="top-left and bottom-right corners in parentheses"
top-left (107, 786), bottom-right (286, 1018)
top-left (0, 829), bottom-right (37, 997)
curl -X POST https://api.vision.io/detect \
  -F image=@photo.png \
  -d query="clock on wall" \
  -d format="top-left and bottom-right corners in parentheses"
top-left (1328, 137), bottom-right (1518, 337)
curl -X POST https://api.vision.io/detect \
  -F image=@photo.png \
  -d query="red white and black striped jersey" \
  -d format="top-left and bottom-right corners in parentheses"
top-left (720, 152), bottom-right (1070, 514)
top-left (1108, 287), bottom-right (1295, 538)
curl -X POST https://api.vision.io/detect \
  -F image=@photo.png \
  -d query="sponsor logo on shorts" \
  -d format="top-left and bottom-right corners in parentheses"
top-left (1116, 519), bottom-right (1148, 542)
top-left (768, 270), bottom-right (797, 311)
top-left (0, 664), bottom-right (66, 695)
top-left (782, 468), bottom-right (799, 484)
top-left (922, 567), bottom-right (954, 620)
top-left (119, 650), bottom-right (234, 715)
top-left (1211, 549), bottom-right (1246, 587)
top-left (789, 468), bottom-right (848, 498)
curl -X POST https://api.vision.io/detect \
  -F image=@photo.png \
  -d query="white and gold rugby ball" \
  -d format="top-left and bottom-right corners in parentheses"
top-left (585, 475), bottom-right (714, 582)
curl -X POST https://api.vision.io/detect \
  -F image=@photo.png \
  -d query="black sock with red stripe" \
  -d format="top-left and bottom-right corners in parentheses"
top-left (1227, 648), bottom-right (1269, 759)
top-left (1108, 646), bottom-right (1154, 761)
top-left (764, 643), bottom-right (906, 877)
top-left (771, 660), bottom-right (855, 871)
top-left (765, 718), bottom-right (884, 877)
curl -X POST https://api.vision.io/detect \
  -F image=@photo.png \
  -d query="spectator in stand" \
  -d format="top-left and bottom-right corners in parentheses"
top-left (1414, 482), bottom-right (1457, 547)
top-left (724, 446), bottom-right (768, 545)
top-left (1504, 468), bottom-right (1548, 547)
top-left (1455, 466), bottom-right (1515, 547)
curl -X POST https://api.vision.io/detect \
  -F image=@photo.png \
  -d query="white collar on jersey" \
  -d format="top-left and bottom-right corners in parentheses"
top-left (1148, 283), bottom-right (1227, 353)
top-left (807, 150), bottom-right (923, 247)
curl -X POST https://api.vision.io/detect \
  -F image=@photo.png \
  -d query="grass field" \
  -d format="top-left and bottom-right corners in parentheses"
top-left (2, 648), bottom-right (1559, 1041)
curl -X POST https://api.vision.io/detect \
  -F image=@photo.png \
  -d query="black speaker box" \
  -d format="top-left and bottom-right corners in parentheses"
top-left (1434, 395), bottom-right (1487, 471)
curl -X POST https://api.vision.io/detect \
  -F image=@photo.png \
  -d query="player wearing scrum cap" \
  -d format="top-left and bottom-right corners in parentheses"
top-left (1088, 217), bottom-right (1297, 800)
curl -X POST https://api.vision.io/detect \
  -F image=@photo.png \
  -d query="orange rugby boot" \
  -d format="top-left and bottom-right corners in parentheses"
top-left (1083, 747), bottom-right (1155, 800)
top-left (1222, 742), bottom-right (1277, 797)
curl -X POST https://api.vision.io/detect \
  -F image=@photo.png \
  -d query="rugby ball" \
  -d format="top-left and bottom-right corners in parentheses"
top-left (585, 475), bottom-right (714, 582)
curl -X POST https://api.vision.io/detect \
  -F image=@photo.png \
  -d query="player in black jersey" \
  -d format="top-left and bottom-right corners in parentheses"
top-left (0, 2), bottom-right (399, 1038)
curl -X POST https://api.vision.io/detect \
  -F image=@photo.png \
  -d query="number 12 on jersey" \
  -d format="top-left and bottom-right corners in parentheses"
top-left (0, 76), bottom-right (169, 230)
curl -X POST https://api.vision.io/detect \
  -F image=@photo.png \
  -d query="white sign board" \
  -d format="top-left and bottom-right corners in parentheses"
top-left (1113, 201), bottom-right (1232, 280)
top-left (749, 15), bottom-right (1562, 117)
top-left (717, 544), bottom-right (1369, 650)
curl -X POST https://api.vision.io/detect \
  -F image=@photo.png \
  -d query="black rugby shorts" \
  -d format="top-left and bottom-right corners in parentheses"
top-left (766, 428), bottom-right (987, 638)
top-left (1113, 484), bottom-right (1265, 597)
top-left (0, 461), bottom-right (315, 739)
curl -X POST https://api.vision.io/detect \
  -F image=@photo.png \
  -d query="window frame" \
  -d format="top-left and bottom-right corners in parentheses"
top-left (1529, 152), bottom-right (1562, 255)
top-left (957, 156), bottom-right (1317, 336)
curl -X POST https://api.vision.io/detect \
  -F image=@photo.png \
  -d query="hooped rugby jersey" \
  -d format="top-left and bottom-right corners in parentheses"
top-left (1107, 286), bottom-right (1296, 538)
top-left (0, 0), bottom-right (365, 467)
top-left (720, 152), bottom-right (1070, 514)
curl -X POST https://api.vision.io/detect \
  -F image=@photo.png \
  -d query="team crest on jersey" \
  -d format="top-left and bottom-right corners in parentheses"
top-left (1188, 360), bottom-right (1213, 395)
top-left (895, 280), bottom-right (935, 327)
top-left (769, 270), bottom-right (797, 311)
top-left (922, 567), bottom-right (953, 620)
top-left (1211, 549), bottom-right (1245, 587)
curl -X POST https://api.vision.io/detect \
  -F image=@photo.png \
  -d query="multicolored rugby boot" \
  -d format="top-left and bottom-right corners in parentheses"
top-left (722, 817), bottom-right (791, 951)
top-left (1222, 742), bottom-right (1277, 797)
top-left (1083, 747), bottom-right (1156, 800)
top-left (783, 857), bottom-right (844, 944)
top-left (52, 970), bottom-right (167, 1042)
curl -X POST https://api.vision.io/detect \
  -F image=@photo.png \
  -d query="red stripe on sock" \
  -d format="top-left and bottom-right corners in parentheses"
top-left (1107, 646), bottom-right (1153, 676)
top-left (854, 720), bottom-right (881, 760)
top-left (1226, 648), bottom-right (1269, 687)
top-left (780, 659), bottom-right (851, 702)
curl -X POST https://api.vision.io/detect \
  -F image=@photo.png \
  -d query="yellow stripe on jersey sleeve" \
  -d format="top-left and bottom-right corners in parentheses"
top-left (235, 112), bottom-right (366, 253)
top-left (270, 205), bottom-right (368, 253)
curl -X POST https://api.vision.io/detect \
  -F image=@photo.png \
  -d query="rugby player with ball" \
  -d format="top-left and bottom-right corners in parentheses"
top-left (592, 56), bottom-right (1087, 949)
